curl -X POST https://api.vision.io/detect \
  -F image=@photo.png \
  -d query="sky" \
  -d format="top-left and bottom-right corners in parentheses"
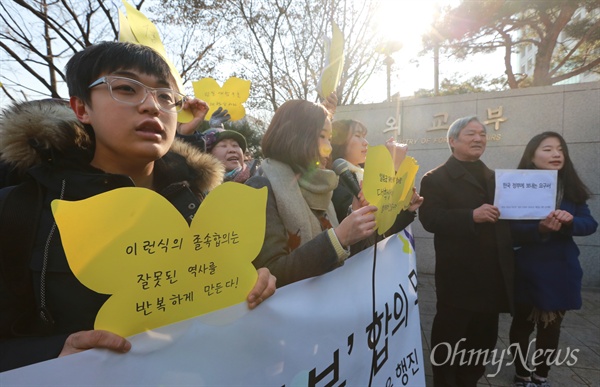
top-left (0, 0), bottom-right (508, 110)
top-left (358, 0), bottom-right (506, 103)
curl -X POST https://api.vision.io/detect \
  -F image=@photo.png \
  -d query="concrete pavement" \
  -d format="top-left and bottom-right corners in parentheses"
top-left (417, 273), bottom-right (600, 386)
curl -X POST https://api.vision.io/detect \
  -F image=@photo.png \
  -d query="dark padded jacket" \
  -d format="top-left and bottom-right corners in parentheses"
top-left (0, 100), bottom-right (224, 371)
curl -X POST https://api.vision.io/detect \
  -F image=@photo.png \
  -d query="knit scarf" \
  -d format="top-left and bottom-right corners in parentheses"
top-left (260, 159), bottom-right (339, 248)
top-left (348, 162), bottom-right (364, 184)
top-left (528, 308), bottom-right (565, 328)
top-left (224, 164), bottom-right (251, 183)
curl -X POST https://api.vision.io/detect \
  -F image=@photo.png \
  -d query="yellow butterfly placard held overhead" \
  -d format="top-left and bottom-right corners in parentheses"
top-left (192, 77), bottom-right (251, 121)
top-left (362, 145), bottom-right (419, 235)
top-left (119, 1), bottom-right (193, 124)
top-left (51, 183), bottom-right (267, 338)
top-left (316, 22), bottom-right (345, 100)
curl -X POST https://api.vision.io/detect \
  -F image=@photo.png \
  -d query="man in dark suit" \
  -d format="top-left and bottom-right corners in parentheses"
top-left (419, 116), bottom-right (514, 387)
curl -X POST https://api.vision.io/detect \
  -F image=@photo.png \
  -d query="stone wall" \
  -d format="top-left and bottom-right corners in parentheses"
top-left (335, 81), bottom-right (600, 287)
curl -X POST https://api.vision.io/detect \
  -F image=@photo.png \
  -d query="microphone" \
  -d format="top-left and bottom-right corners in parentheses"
top-left (332, 158), bottom-right (361, 199)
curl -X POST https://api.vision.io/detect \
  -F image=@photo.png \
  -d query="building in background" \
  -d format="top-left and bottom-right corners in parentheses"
top-left (516, 6), bottom-right (600, 85)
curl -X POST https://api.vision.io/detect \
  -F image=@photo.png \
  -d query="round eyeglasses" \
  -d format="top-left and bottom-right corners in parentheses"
top-left (88, 76), bottom-right (187, 113)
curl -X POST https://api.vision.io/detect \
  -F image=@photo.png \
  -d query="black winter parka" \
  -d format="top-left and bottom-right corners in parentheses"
top-left (0, 100), bottom-right (224, 371)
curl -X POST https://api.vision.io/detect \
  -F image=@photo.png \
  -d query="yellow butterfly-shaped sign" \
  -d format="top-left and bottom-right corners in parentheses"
top-left (119, 1), bottom-right (193, 123)
top-left (51, 183), bottom-right (267, 337)
top-left (362, 145), bottom-right (419, 235)
top-left (192, 77), bottom-right (251, 121)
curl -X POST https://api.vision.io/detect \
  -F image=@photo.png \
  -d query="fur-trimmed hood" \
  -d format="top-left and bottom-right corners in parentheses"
top-left (0, 100), bottom-right (224, 195)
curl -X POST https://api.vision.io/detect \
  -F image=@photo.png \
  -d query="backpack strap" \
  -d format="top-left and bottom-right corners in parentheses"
top-left (0, 178), bottom-right (44, 337)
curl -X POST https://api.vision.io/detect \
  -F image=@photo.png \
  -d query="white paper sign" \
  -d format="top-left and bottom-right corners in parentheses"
top-left (0, 229), bottom-right (425, 387)
top-left (494, 169), bottom-right (557, 219)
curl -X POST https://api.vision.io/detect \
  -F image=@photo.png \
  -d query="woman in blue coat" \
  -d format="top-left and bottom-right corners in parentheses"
top-left (509, 132), bottom-right (597, 387)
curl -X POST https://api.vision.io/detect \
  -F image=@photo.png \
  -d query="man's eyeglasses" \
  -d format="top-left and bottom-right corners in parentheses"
top-left (88, 76), bottom-right (187, 113)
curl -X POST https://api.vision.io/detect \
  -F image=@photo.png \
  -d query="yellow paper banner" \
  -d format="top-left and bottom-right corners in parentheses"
top-left (317, 22), bottom-right (345, 100)
top-left (192, 77), bottom-right (251, 121)
top-left (51, 183), bottom-right (267, 337)
top-left (118, 9), bottom-right (137, 43)
top-left (119, 1), bottom-right (193, 123)
top-left (362, 145), bottom-right (419, 235)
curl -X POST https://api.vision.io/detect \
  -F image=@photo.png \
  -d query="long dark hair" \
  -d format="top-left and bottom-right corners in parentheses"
top-left (329, 119), bottom-right (368, 167)
top-left (517, 131), bottom-right (591, 203)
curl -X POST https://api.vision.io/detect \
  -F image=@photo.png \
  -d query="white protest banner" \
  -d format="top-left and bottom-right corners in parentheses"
top-left (0, 229), bottom-right (424, 387)
top-left (494, 169), bottom-right (557, 219)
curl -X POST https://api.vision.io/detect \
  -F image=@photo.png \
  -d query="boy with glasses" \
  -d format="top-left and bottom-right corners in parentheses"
top-left (0, 41), bottom-right (276, 371)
